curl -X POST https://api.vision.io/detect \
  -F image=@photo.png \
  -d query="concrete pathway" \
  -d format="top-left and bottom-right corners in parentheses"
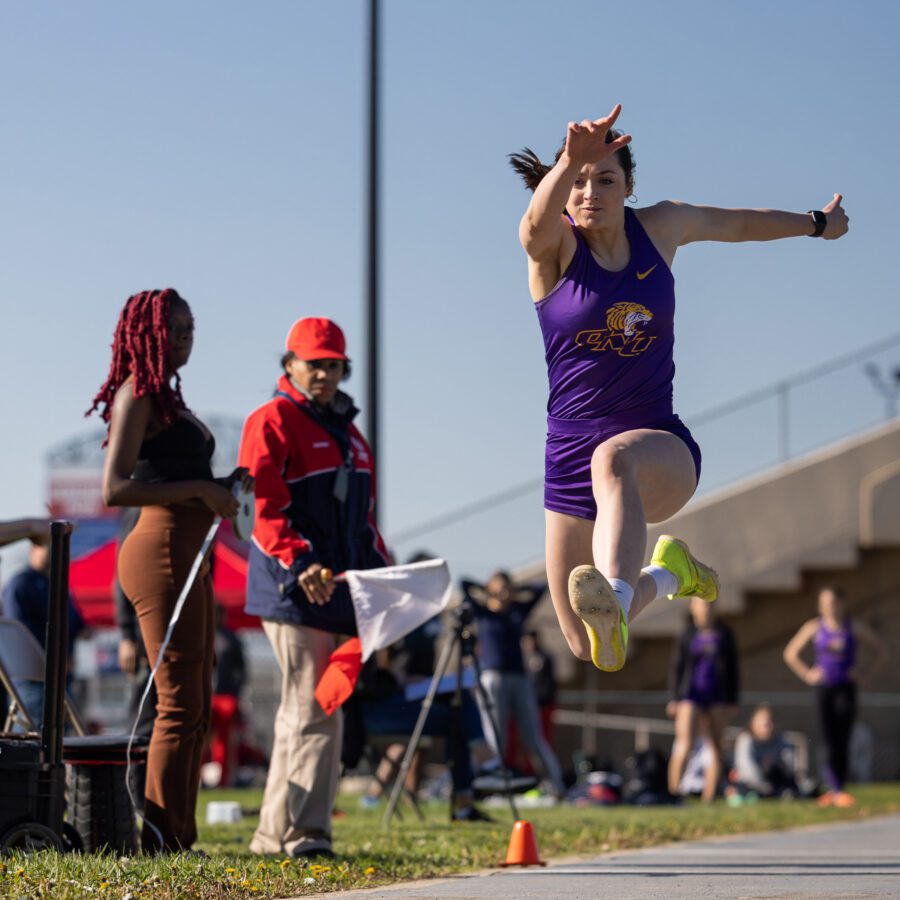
top-left (327, 814), bottom-right (900, 899)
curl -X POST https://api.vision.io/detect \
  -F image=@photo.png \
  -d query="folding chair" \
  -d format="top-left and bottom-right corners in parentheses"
top-left (0, 618), bottom-right (86, 735)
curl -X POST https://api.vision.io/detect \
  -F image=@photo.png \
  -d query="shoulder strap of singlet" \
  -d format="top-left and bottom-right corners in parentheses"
top-left (564, 216), bottom-right (590, 257)
top-left (624, 206), bottom-right (669, 272)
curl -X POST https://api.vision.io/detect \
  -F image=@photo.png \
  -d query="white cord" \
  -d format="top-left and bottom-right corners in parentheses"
top-left (126, 516), bottom-right (222, 853)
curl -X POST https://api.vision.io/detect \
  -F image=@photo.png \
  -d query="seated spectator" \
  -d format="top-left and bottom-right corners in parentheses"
top-left (354, 616), bottom-right (496, 822)
top-left (728, 704), bottom-right (800, 800)
top-left (359, 659), bottom-right (492, 820)
top-left (0, 517), bottom-right (50, 720)
top-left (2, 537), bottom-right (85, 727)
top-left (355, 607), bottom-right (443, 808)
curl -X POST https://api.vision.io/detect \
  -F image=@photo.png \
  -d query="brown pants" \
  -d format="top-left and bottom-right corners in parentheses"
top-left (118, 504), bottom-right (216, 852)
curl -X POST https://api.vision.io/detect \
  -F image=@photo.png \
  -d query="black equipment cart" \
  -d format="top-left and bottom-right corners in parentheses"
top-left (0, 521), bottom-right (148, 853)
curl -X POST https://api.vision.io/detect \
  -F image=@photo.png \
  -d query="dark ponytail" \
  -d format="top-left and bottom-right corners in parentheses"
top-left (508, 147), bottom-right (553, 193)
top-left (509, 129), bottom-right (635, 194)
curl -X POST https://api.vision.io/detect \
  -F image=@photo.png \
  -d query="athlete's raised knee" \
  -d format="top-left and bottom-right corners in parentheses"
top-left (590, 441), bottom-right (637, 485)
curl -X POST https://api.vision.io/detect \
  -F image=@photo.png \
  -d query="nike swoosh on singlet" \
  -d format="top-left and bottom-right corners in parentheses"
top-left (636, 265), bottom-right (657, 280)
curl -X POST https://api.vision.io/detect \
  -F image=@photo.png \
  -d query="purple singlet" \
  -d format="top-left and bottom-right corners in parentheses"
top-left (814, 619), bottom-right (856, 687)
top-left (536, 208), bottom-right (701, 519)
top-left (687, 628), bottom-right (724, 707)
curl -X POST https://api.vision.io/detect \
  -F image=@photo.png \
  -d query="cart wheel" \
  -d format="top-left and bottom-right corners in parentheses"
top-left (61, 822), bottom-right (84, 853)
top-left (0, 821), bottom-right (64, 853)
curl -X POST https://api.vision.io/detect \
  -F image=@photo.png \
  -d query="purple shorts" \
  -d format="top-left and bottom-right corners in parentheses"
top-left (685, 689), bottom-right (724, 711)
top-left (544, 401), bottom-right (702, 520)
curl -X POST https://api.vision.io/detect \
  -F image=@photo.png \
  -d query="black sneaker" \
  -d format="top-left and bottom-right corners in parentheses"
top-left (294, 847), bottom-right (335, 860)
top-left (292, 843), bottom-right (336, 860)
top-left (472, 767), bottom-right (539, 797)
top-left (451, 805), bottom-right (494, 823)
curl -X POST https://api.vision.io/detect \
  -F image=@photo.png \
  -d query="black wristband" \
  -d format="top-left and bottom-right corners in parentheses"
top-left (807, 210), bottom-right (827, 238)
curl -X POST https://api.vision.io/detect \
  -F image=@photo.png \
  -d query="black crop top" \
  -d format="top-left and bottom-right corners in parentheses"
top-left (132, 416), bottom-right (215, 484)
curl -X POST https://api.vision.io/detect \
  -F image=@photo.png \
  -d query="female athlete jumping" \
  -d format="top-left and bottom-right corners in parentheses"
top-left (512, 104), bottom-right (848, 671)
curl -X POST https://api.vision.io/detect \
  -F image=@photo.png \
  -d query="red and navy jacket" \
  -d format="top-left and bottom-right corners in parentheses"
top-left (238, 375), bottom-right (390, 634)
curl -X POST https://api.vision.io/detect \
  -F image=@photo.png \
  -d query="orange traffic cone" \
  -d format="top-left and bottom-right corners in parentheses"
top-left (499, 819), bottom-right (547, 867)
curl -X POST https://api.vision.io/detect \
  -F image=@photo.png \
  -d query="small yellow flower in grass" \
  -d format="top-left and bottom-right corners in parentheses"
top-left (364, 866), bottom-right (377, 876)
top-left (279, 859), bottom-right (291, 870)
top-left (257, 862), bottom-right (266, 870)
top-left (225, 867), bottom-right (236, 875)
top-left (15, 869), bottom-right (24, 877)
top-left (100, 883), bottom-right (110, 890)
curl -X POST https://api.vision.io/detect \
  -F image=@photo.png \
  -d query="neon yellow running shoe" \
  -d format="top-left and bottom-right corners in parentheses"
top-left (568, 565), bottom-right (629, 672)
top-left (650, 535), bottom-right (720, 602)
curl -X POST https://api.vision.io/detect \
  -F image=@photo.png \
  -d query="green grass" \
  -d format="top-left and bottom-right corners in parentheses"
top-left (3, 784), bottom-right (900, 898)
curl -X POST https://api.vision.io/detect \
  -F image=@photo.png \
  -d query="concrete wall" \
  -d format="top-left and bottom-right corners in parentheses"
top-left (514, 419), bottom-right (900, 780)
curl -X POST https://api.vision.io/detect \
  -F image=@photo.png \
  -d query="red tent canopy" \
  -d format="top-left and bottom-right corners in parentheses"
top-left (69, 521), bottom-right (260, 631)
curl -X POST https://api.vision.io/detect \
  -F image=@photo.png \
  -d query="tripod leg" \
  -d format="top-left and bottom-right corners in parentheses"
top-left (469, 653), bottom-right (520, 820)
top-left (382, 631), bottom-right (455, 828)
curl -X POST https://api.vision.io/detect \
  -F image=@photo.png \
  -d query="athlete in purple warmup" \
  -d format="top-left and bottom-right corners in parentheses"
top-left (783, 586), bottom-right (885, 807)
top-left (511, 104), bottom-right (849, 671)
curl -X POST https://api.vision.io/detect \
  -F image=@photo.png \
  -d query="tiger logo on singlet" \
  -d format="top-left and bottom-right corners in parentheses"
top-left (575, 302), bottom-right (657, 357)
top-left (606, 302), bottom-right (653, 337)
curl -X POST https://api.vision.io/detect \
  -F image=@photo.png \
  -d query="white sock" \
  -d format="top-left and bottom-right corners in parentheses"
top-left (608, 578), bottom-right (634, 619)
top-left (643, 565), bottom-right (678, 600)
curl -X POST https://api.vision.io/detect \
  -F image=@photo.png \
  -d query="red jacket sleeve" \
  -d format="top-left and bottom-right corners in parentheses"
top-left (238, 404), bottom-right (319, 570)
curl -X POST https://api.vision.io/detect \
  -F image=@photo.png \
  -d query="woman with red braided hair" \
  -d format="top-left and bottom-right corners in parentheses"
top-left (88, 288), bottom-right (251, 852)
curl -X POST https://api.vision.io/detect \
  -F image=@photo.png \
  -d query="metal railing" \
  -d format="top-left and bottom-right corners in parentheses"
top-left (551, 707), bottom-right (810, 778)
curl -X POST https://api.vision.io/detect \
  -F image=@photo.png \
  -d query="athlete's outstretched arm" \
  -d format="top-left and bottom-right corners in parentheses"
top-left (518, 104), bottom-right (632, 261)
top-left (651, 194), bottom-right (848, 249)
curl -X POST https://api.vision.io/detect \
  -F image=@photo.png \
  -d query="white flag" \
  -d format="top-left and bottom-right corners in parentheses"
top-left (343, 558), bottom-right (453, 661)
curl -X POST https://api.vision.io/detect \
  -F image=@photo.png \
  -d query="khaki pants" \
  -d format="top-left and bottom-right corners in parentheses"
top-left (251, 620), bottom-right (342, 856)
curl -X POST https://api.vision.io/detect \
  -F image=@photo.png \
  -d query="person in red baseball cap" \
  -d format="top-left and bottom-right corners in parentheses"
top-left (281, 317), bottom-right (350, 409)
top-left (285, 317), bottom-right (349, 360)
top-left (238, 316), bottom-right (390, 859)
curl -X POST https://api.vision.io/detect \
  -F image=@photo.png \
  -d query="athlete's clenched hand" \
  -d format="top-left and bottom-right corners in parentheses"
top-left (821, 193), bottom-right (849, 239)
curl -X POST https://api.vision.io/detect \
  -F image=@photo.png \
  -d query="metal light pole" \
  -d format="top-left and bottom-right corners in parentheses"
top-left (365, 0), bottom-right (381, 523)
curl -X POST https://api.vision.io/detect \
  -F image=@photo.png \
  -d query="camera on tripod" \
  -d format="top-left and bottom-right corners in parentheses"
top-left (449, 602), bottom-right (474, 629)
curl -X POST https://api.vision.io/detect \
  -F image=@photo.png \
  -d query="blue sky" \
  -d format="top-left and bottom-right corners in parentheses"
top-left (2, 0), bottom-right (899, 580)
